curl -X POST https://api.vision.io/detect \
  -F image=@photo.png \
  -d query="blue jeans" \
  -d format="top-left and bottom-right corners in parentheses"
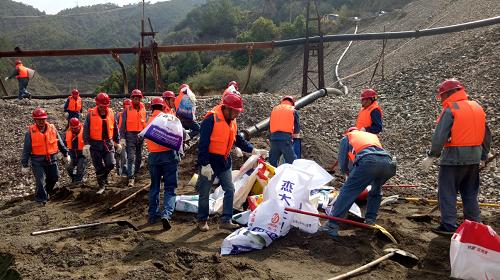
top-left (66, 155), bottom-right (87, 182)
top-left (328, 154), bottom-right (396, 226)
top-left (18, 78), bottom-right (29, 100)
top-left (269, 139), bottom-right (297, 167)
top-left (32, 161), bottom-right (59, 203)
top-left (125, 132), bottom-right (144, 178)
top-left (438, 164), bottom-right (480, 231)
top-left (148, 151), bottom-right (178, 222)
top-left (196, 167), bottom-right (234, 222)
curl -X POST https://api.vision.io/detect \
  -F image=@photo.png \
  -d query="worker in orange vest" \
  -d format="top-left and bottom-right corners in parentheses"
top-left (83, 92), bottom-right (121, 194)
top-left (5, 59), bottom-right (31, 100)
top-left (196, 92), bottom-right (268, 231)
top-left (162, 91), bottom-right (176, 114)
top-left (421, 79), bottom-right (492, 235)
top-left (145, 97), bottom-right (180, 230)
top-left (319, 127), bottom-right (396, 237)
top-left (64, 118), bottom-right (87, 185)
top-left (114, 99), bottom-right (131, 176)
top-left (21, 108), bottom-right (69, 204)
top-left (355, 89), bottom-right (382, 134)
top-left (268, 95), bottom-right (301, 167)
top-left (64, 89), bottom-right (83, 122)
top-left (120, 89), bottom-right (147, 187)
top-left (174, 84), bottom-right (200, 138)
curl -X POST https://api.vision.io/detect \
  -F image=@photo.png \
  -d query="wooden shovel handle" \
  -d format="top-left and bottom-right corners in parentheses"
top-left (328, 252), bottom-right (394, 280)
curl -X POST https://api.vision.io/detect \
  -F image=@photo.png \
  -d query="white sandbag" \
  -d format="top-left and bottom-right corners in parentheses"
top-left (139, 112), bottom-right (184, 151)
top-left (176, 87), bottom-right (196, 120)
top-left (220, 228), bottom-right (268, 255)
top-left (290, 201), bottom-right (320, 234)
top-left (175, 195), bottom-right (216, 214)
top-left (292, 159), bottom-right (334, 188)
top-left (212, 171), bottom-right (250, 213)
top-left (27, 68), bottom-right (36, 79)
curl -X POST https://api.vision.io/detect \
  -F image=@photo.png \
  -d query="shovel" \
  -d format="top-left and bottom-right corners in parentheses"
top-left (328, 248), bottom-right (419, 280)
top-left (407, 204), bottom-right (439, 222)
top-left (107, 185), bottom-right (149, 212)
top-left (31, 220), bottom-right (138, 236)
top-left (285, 207), bottom-right (398, 244)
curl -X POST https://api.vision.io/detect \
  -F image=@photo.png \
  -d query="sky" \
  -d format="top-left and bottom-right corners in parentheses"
top-left (13, 0), bottom-right (162, 15)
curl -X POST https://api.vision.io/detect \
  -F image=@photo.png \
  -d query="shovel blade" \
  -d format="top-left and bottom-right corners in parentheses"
top-left (116, 220), bottom-right (139, 231)
top-left (372, 224), bottom-right (398, 244)
top-left (384, 248), bottom-right (419, 268)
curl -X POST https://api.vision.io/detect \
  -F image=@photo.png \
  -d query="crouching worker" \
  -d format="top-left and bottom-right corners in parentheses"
top-left (64, 118), bottom-right (87, 185)
top-left (145, 97), bottom-right (180, 231)
top-left (83, 92), bottom-right (121, 194)
top-left (319, 127), bottom-right (396, 236)
top-left (21, 108), bottom-right (69, 205)
top-left (196, 92), bottom-right (268, 231)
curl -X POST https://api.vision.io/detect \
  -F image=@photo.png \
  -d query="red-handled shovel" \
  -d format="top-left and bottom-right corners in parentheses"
top-left (285, 207), bottom-right (398, 244)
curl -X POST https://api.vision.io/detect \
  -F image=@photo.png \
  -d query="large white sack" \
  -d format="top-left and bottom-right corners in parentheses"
top-left (139, 112), bottom-right (184, 151)
top-left (292, 159), bottom-right (334, 189)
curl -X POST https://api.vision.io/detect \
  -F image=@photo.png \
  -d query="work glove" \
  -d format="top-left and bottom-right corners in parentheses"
top-left (119, 138), bottom-right (126, 147)
top-left (482, 152), bottom-right (497, 172)
top-left (63, 155), bottom-right (71, 165)
top-left (234, 147), bottom-right (243, 158)
top-left (421, 156), bottom-right (436, 172)
top-left (115, 143), bottom-right (123, 154)
top-left (64, 112), bottom-right (69, 118)
top-left (200, 164), bottom-right (214, 179)
top-left (83, 145), bottom-right (91, 158)
top-left (252, 148), bottom-right (269, 158)
top-left (183, 129), bottom-right (191, 142)
top-left (21, 166), bottom-right (30, 174)
top-left (4, 77), bottom-right (8, 81)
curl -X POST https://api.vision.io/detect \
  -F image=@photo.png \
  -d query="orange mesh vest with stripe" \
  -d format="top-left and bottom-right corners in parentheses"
top-left (30, 123), bottom-right (58, 156)
top-left (126, 103), bottom-right (147, 132)
top-left (145, 110), bottom-right (172, 153)
top-left (67, 96), bottom-right (82, 112)
top-left (65, 128), bottom-right (84, 150)
top-left (88, 107), bottom-right (115, 141)
top-left (16, 64), bottom-right (29, 78)
top-left (347, 130), bottom-right (382, 161)
top-left (205, 105), bottom-right (237, 158)
top-left (356, 101), bottom-right (382, 130)
top-left (270, 104), bottom-right (295, 134)
top-left (439, 90), bottom-right (485, 147)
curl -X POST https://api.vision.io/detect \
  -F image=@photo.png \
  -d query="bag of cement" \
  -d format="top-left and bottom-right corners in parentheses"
top-left (175, 195), bottom-right (216, 214)
top-left (220, 228), bottom-right (268, 255)
top-left (139, 112), bottom-right (184, 151)
top-left (232, 210), bottom-right (251, 225)
top-left (176, 87), bottom-right (196, 120)
top-left (290, 200), bottom-right (320, 234)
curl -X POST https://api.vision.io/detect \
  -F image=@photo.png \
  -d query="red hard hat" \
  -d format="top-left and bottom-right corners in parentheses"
top-left (222, 92), bottom-right (244, 112)
top-left (130, 89), bottom-right (143, 98)
top-left (162, 90), bottom-right (175, 99)
top-left (360, 89), bottom-right (377, 100)
top-left (151, 97), bottom-right (165, 108)
top-left (437, 78), bottom-right (464, 98)
top-left (95, 92), bottom-right (110, 106)
top-left (69, 117), bottom-right (80, 128)
top-left (71, 89), bottom-right (79, 96)
top-left (179, 84), bottom-right (189, 90)
top-left (123, 98), bottom-right (132, 108)
top-left (281, 95), bottom-right (295, 105)
top-left (32, 108), bottom-right (48, 119)
top-left (15, 59), bottom-right (22, 65)
top-left (228, 80), bottom-right (239, 90)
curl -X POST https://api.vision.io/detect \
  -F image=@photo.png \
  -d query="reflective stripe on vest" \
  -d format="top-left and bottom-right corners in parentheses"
top-left (445, 100), bottom-right (486, 147)
top-left (145, 110), bottom-right (172, 153)
top-left (126, 103), bottom-right (147, 132)
top-left (30, 123), bottom-right (58, 156)
top-left (355, 101), bottom-right (382, 130)
top-left (347, 130), bottom-right (382, 161)
top-left (68, 96), bottom-right (82, 112)
top-left (88, 107), bottom-right (115, 141)
top-left (16, 65), bottom-right (29, 79)
top-left (65, 129), bottom-right (84, 150)
top-left (270, 104), bottom-right (295, 134)
top-left (207, 105), bottom-right (237, 158)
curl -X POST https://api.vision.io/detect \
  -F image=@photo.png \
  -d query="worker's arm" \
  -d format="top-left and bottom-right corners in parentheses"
top-left (197, 115), bottom-right (214, 167)
top-left (293, 110), bottom-right (300, 134)
top-left (63, 98), bottom-right (69, 113)
top-left (481, 125), bottom-right (492, 161)
top-left (56, 130), bottom-right (69, 157)
top-left (119, 109), bottom-right (127, 137)
top-left (366, 109), bottom-right (382, 134)
top-left (21, 131), bottom-right (31, 167)
top-left (113, 117), bottom-right (120, 143)
top-left (235, 132), bottom-right (254, 153)
top-left (7, 68), bottom-right (19, 80)
top-left (338, 136), bottom-right (350, 174)
top-left (83, 114), bottom-right (90, 145)
top-left (428, 108), bottom-right (453, 157)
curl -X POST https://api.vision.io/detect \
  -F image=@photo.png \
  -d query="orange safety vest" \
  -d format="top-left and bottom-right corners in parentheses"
top-left (438, 90), bottom-right (486, 147)
top-left (355, 101), bottom-right (382, 130)
top-left (145, 110), bottom-right (173, 153)
top-left (65, 128), bottom-right (84, 150)
top-left (174, 89), bottom-right (185, 111)
top-left (117, 111), bottom-right (123, 129)
top-left (29, 123), bottom-right (59, 156)
top-left (16, 64), bottom-right (29, 79)
top-left (346, 130), bottom-right (382, 162)
top-left (67, 96), bottom-right (82, 112)
top-left (88, 107), bottom-right (115, 141)
top-left (205, 105), bottom-right (237, 158)
top-left (125, 103), bottom-right (147, 132)
top-left (269, 104), bottom-right (295, 134)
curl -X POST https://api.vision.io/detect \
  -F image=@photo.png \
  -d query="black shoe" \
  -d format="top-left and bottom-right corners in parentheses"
top-left (431, 225), bottom-right (455, 236)
top-left (161, 217), bottom-right (171, 231)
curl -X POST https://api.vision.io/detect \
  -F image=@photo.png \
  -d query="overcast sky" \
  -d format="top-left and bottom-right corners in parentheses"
top-left (13, 0), bottom-right (162, 15)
